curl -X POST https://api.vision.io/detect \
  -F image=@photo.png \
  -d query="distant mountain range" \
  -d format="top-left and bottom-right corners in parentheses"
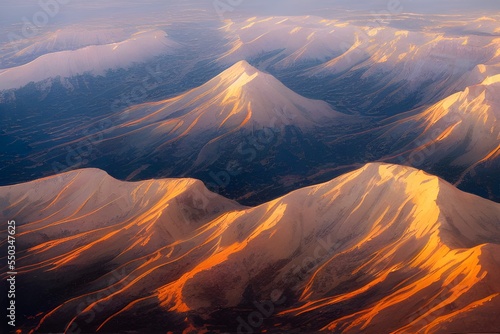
top-left (1, 163), bottom-right (499, 333)
top-left (1, 26), bottom-right (132, 68)
top-left (0, 30), bottom-right (179, 90)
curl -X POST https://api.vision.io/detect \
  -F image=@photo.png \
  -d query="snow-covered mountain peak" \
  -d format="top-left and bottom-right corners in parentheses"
top-left (216, 61), bottom-right (264, 100)
top-left (222, 60), bottom-right (258, 75)
top-left (108, 60), bottom-right (342, 139)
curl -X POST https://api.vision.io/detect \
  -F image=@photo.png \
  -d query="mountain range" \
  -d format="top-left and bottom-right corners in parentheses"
top-left (1, 26), bottom-right (132, 68)
top-left (0, 30), bottom-right (179, 91)
top-left (1, 163), bottom-right (499, 333)
top-left (218, 16), bottom-right (500, 119)
top-left (11, 60), bottom-right (348, 202)
top-left (1, 8), bottom-right (499, 334)
top-left (341, 73), bottom-right (500, 198)
top-left (1, 54), bottom-right (497, 203)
